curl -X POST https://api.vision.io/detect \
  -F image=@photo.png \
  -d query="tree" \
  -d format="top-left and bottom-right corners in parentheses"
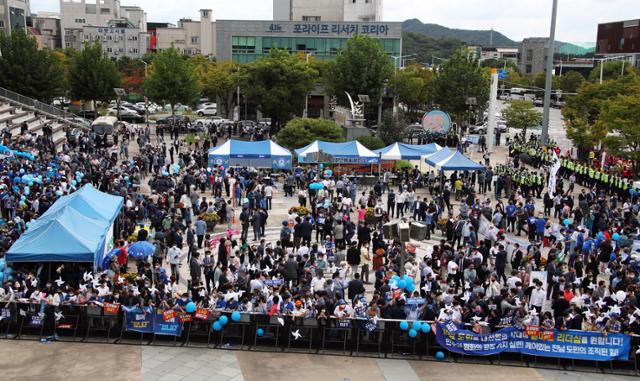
top-left (0, 31), bottom-right (65, 102)
top-left (559, 70), bottom-right (585, 94)
top-left (357, 135), bottom-right (386, 150)
top-left (239, 49), bottom-right (316, 130)
top-left (401, 32), bottom-right (463, 65)
top-left (144, 46), bottom-right (200, 117)
top-left (390, 63), bottom-right (433, 120)
top-left (563, 73), bottom-right (640, 155)
top-left (117, 57), bottom-right (146, 96)
top-left (378, 110), bottom-right (406, 145)
top-left (599, 92), bottom-right (640, 167)
top-left (325, 35), bottom-right (394, 118)
top-left (480, 58), bottom-right (519, 73)
top-left (588, 61), bottom-right (638, 83)
top-left (532, 71), bottom-right (559, 90)
top-left (68, 43), bottom-right (121, 107)
top-left (276, 118), bottom-right (344, 150)
top-left (430, 49), bottom-right (490, 126)
top-left (501, 99), bottom-right (543, 135)
top-left (201, 61), bottom-right (239, 119)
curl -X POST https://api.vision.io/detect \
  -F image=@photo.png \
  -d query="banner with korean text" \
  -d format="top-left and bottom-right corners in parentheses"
top-left (435, 323), bottom-right (630, 361)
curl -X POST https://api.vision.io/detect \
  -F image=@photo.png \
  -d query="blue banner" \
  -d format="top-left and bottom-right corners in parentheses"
top-left (125, 311), bottom-right (154, 333)
top-left (153, 310), bottom-right (182, 336)
top-left (435, 323), bottom-right (630, 361)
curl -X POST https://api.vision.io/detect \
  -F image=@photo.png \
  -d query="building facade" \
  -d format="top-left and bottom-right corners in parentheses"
top-left (147, 21), bottom-right (174, 51)
top-left (29, 14), bottom-right (62, 49)
top-left (596, 18), bottom-right (640, 68)
top-left (216, 19), bottom-right (401, 63)
top-left (481, 47), bottom-right (518, 65)
top-left (274, 0), bottom-right (382, 22)
top-left (0, 0), bottom-right (30, 35)
top-left (67, 19), bottom-right (148, 58)
top-left (155, 9), bottom-right (215, 56)
top-left (518, 37), bottom-right (549, 74)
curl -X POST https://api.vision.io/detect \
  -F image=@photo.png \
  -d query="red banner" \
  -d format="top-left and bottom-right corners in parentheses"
top-left (103, 303), bottom-right (120, 314)
top-left (194, 307), bottom-right (209, 320)
top-left (524, 325), bottom-right (555, 341)
top-left (163, 309), bottom-right (177, 321)
top-left (178, 312), bottom-right (192, 323)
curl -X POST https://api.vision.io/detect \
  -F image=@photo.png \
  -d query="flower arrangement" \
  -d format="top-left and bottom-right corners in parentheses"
top-left (199, 212), bottom-right (220, 230)
top-left (289, 206), bottom-right (310, 216)
top-left (123, 272), bottom-right (138, 284)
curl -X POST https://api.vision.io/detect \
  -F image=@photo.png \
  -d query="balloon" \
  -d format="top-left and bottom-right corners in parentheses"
top-left (0, 258), bottom-right (6, 271)
top-left (408, 329), bottom-right (418, 338)
top-left (19, 168), bottom-right (25, 175)
top-left (19, 201), bottom-right (25, 207)
top-left (212, 321), bottom-right (222, 331)
top-left (13, 176), bottom-right (21, 184)
top-left (412, 321), bottom-right (422, 331)
top-left (563, 219), bottom-right (570, 226)
top-left (256, 328), bottom-right (265, 337)
top-left (612, 233), bottom-right (620, 241)
top-left (392, 275), bottom-right (400, 282)
top-left (55, 190), bottom-right (62, 196)
top-left (405, 282), bottom-right (415, 293)
top-left (71, 180), bottom-right (77, 186)
top-left (421, 323), bottom-right (431, 334)
top-left (597, 232), bottom-right (605, 239)
top-left (397, 280), bottom-right (406, 289)
top-left (219, 315), bottom-right (229, 325)
top-left (435, 351), bottom-right (445, 360)
top-left (399, 321), bottom-right (409, 331)
top-left (24, 187), bottom-right (29, 196)
top-left (185, 302), bottom-right (196, 313)
top-left (231, 311), bottom-right (241, 322)
top-left (20, 195), bottom-right (25, 201)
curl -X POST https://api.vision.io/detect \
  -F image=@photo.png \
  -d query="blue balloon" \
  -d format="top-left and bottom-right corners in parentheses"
top-left (185, 302), bottom-right (196, 313)
top-left (405, 282), bottom-right (415, 293)
top-left (219, 315), bottom-right (229, 325)
top-left (0, 258), bottom-right (5, 271)
top-left (612, 233), bottom-right (620, 241)
top-left (563, 218), bottom-right (571, 226)
top-left (13, 176), bottom-right (21, 184)
top-left (408, 329), bottom-right (418, 338)
top-left (212, 321), bottom-right (223, 331)
top-left (71, 180), bottom-right (77, 186)
top-left (256, 328), bottom-right (265, 337)
top-left (55, 190), bottom-right (62, 196)
top-left (435, 351), bottom-right (445, 360)
top-left (399, 321), bottom-right (409, 331)
top-left (421, 323), bottom-right (431, 334)
top-left (597, 232), bottom-right (605, 239)
top-left (20, 195), bottom-right (25, 201)
top-left (412, 321), bottom-right (422, 331)
top-left (392, 275), bottom-right (400, 282)
top-left (231, 311), bottom-right (241, 322)
top-left (397, 280), bottom-right (406, 289)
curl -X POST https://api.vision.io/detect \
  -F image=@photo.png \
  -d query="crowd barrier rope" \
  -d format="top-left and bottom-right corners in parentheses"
top-left (0, 301), bottom-right (638, 376)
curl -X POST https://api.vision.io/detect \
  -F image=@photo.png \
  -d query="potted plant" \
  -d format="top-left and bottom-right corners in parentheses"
top-left (288, 206), bottom-right (310, 216)
top-left (199, 212), bottom-right (220, 231)
top-left (365, 207), bottom-right (376, 225)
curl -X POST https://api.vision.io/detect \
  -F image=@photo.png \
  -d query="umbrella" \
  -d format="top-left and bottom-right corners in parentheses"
top-left (102, 248), bottom-right (121, 270)
top-left (128, 241), bottom-right (156, 259)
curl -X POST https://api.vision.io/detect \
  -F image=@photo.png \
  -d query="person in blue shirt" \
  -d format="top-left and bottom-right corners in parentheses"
top-left (535, 214), bottom-right (546, 242)
top-left (505, 201), bottom-right (517, 232)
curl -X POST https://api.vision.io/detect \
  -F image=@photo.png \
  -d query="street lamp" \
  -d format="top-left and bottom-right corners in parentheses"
top-left (593, 55), bottom-right (627, 84)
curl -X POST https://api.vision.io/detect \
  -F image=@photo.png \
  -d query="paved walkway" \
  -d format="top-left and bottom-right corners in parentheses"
top-left (0, 340), bottom-right (636, 381)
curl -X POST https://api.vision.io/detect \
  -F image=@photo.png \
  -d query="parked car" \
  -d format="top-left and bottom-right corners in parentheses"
top-left (106, 107), bottom-right (144, 123)
top-left (163, 103), bottom-right (191, 112)
top-left (197, 102), bottom-right (216, 110)
top-left (196, 105), bottom-right (217, 117)
top-left (74, 110), bottom-right (101, 120)
top-left (156, 115), bottom-right (190, 126)
top-left (533, 98), bottom-right (544, 107)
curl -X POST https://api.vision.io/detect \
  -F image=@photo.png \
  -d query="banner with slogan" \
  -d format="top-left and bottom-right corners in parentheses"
top-left (435, 323), bottom-right (631, 361)
top-left (125, 311), bottom-right (154, 334)
top-left (103, 303), bottom-right (120, 314)
top-left (194, 307), bottom-right (210, 320)
top-left (153, 310), bottom-right (182, 336)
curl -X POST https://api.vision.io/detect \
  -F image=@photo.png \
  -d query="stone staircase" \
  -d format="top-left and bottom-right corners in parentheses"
top-left (0, 86), bottom-right (89, 152)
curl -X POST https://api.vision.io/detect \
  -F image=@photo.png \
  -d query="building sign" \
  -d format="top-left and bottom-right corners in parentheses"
top-left (95, 27), bottom-right (127, 34)
top-left (265, 23), bottom-right (390, 36)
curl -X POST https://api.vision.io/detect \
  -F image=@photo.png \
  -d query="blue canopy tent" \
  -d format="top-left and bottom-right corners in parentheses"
top-left (374, 143), bottom-right (442, 160)
top-left (6, 184), bottom-right (124, 266)
top-left (6, 208), bottom-right (108, 263)
top-left (424, 149), bottom-right (486, 172)
top-left (208, 140), bottom-right (292, 170)
top-left (295, 140), bottom-right (379, 164)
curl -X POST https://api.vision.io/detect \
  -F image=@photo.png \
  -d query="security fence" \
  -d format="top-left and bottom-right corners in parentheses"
top-left (0, 302), bottom-right (638, 376)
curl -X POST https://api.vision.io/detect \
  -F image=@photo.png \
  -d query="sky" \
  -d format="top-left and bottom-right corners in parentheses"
top-left (30, 0), bottom-right (636, 43)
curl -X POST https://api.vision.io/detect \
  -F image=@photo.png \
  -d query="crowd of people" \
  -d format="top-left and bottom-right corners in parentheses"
top-left (0, 123), bottom-right (639, 347)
